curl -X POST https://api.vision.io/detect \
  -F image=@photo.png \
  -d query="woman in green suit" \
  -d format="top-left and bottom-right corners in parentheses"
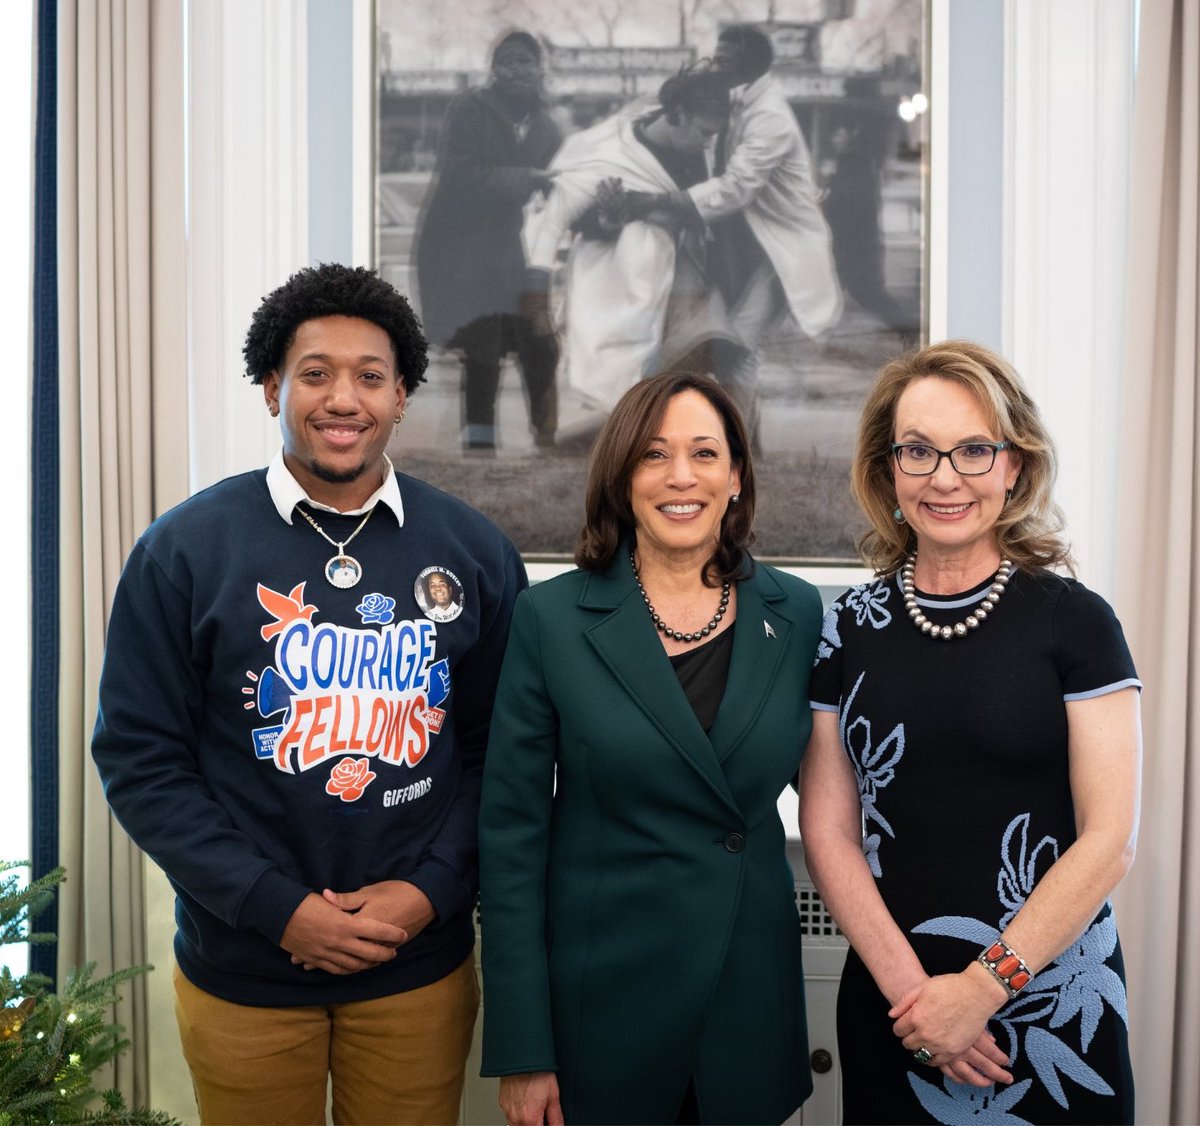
top-left (479, 372), bottom-right (824, 1124)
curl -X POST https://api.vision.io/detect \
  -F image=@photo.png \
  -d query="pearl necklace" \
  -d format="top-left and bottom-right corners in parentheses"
top-left (630, 551), bottom-right (731, 644)
top-left (901, 554), bottom-right (1013, 640)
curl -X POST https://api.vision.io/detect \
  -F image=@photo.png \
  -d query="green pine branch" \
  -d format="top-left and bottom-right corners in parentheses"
top-left (0, 862), bottom-right (62, 949)
top-left (0, 863), bottom-right (181, 1126)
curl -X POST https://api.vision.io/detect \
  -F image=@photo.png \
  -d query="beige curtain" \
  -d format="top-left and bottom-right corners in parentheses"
top-left (55, 0), bottom-right (188, 1106)
top-left (1112, 1), bottom-right (1200, 1124)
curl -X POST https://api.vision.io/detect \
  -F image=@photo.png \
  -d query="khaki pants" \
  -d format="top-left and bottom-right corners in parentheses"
top-left (173, 957), bottom-right (478, 1125)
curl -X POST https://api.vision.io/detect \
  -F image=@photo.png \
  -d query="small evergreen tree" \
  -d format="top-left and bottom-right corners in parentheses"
top-left (0, 861), bottom-right (178, 1125)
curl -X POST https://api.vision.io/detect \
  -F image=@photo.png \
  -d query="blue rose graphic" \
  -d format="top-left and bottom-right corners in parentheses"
top-left (356, 592), bottom-right (395, 624)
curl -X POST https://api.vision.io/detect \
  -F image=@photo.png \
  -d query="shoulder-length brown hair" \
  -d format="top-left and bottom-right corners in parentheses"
top-left (575, 372), bottom-right (755, 586)
top-left (852, 340), bottom-right (1074, 577)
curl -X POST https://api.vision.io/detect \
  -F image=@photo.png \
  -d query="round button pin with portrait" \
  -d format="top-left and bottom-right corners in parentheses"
top-left (415, 566), bottom-right (465, 623)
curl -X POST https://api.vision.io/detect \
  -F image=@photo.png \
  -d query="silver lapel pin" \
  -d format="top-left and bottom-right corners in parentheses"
top-left (764, 621), bottom-right (776, 639)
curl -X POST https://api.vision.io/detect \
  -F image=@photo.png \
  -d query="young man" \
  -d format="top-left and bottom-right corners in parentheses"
top-left (92, 264), bottom-right (526, 1124)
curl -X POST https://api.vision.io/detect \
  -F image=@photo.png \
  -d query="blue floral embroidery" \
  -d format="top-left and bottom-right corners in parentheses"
top-left (814, 581), bottom-right (892, 666)
top-left (997, 814), bottom-right (1058, 929)
top-left (845, 579), bottom-right (894, 629)
top-left (1037, 915), bottom-right (1127, 1051)
top-left (1024, 1026), bottom-right (1113, 1105)
top-left (841, 672), bottom-right (905, 876)
top-left (356, 592), bottom-right (396, 624)
top-left (908, 1075), bottom-right (1034, 1125)
top-left (912, 813), bottom-right (1127, 1112)
top-left (814, 600), bottom-right (843, 665)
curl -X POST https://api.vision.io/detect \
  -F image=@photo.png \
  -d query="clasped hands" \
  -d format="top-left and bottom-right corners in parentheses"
top-left (279, 880), bottom-right (435, 976)
top-left (889, 968), bottom-right (1014, 1088)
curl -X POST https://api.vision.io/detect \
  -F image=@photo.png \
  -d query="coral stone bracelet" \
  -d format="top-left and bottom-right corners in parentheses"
top-left (978, 939), bottom-right (1033, 999)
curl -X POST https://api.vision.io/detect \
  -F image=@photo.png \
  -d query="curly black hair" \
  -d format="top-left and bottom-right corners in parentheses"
top-left (242, 263), bottom-right (428, 394)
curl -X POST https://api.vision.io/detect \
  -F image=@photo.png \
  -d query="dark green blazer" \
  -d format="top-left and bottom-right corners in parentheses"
top-left (479, 554), bottom-right (823, 1124)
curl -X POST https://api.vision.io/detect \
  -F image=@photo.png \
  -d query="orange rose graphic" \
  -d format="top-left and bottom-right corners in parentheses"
top-left (325, 757), bottom-right (376, 802)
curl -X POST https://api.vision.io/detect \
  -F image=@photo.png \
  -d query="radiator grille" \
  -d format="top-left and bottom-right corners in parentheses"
top-left (795, 882), bottom-right (847, 947)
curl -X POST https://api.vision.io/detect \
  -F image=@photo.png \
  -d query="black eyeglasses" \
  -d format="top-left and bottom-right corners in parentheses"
top-left (890, 441), bottom-right (1009, 476)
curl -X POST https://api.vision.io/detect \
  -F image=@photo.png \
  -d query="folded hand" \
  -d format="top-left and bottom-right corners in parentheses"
top-left (890, 973), bottom-right (1013, 1087)
top-left (280, 892), bottom-right (406, 975)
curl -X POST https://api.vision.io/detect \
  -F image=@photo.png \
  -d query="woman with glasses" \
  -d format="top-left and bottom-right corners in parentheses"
top-left (801, 341), bottom-right (1140, 1124)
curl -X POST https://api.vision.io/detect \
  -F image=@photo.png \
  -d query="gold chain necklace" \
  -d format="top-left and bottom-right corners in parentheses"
top-left (295, 505), bottom-right (374, 589)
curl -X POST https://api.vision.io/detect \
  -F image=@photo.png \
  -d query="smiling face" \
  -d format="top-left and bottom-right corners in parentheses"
top-left (892, 376), bottom-right (1021, 568)
top-left (262, 315), bottom-right (404, 510)
top-left (427, 573), bottom-right (453, 607)
top-left (492, 42), bottom-right (543, 101)
top-left (630, 389), bottom-right (742, 569)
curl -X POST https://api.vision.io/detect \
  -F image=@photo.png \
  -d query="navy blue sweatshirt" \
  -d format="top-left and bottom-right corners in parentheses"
top-left (92, 469), bottom-right (526, 1005)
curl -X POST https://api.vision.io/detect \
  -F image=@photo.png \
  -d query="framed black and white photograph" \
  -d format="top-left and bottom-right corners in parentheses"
top-left (376, 0), bottom-right (928, 562)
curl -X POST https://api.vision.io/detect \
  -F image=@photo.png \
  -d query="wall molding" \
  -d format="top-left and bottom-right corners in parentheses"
top-left (186, 0), bottom-right (309, 491)
top-left (1003, 0), bottom-right (1134, 592)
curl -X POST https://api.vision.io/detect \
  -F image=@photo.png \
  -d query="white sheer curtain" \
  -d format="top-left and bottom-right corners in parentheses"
top-left (55, 0), bottom-right (188, 1105)
top-left (1112, 2), bottom-right (1200, 1124)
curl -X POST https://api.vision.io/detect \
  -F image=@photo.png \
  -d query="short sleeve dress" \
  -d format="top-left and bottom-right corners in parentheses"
top-left (809, 567), bottom-right (1139, 1125)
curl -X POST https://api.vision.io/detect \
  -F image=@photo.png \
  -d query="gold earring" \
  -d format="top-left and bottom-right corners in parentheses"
top-left (394, 410), bottom-right (405, 424)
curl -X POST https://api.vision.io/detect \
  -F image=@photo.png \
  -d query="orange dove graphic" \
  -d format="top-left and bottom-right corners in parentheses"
top-left (257, 582), bottom-right (318, 641)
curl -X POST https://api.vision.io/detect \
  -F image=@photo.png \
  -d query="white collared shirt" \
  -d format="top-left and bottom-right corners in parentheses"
top-left (265, 451), bottom-right (405, 526)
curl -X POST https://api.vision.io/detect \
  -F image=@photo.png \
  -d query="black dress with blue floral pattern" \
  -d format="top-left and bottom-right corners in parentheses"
top-left (809, 568), bottom-right (1139, 1125)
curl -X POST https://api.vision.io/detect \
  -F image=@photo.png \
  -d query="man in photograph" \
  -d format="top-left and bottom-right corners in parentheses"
top-left (705, 23), bottom-right (842, 450)
top-left (636, 24), bottom-right (842, 450)
top-left (415, 30), bottom-right (562, 455)
top-left (92, 264), bottom-right (526, 1124)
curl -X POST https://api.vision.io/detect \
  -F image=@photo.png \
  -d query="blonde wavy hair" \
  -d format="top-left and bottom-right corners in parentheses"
top-left (851, 340), bottom-right (1074, 577)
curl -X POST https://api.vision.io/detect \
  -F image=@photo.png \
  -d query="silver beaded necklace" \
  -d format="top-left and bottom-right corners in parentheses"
top-left (901, 554), bottom-right (1013, 640)
top-left (295, 505), bottom-right (374, 589)
top-left (630, 551), bottom-right (731, 644)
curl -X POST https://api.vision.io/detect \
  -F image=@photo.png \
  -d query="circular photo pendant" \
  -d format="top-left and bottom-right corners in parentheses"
top-left (325, 554), bottom-right (363, 589)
